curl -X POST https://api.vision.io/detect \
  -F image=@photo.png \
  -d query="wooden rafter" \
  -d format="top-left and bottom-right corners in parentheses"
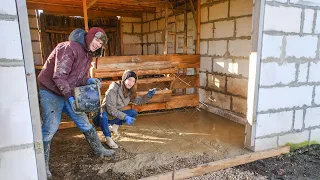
top-left (87, 0), bottom-right (99, 9)
top-left (83, 0), bottom-right (89, 31)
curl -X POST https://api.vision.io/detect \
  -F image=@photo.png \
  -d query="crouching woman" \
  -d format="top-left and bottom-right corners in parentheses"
top-left (93, 70), bottom-right (156, 148)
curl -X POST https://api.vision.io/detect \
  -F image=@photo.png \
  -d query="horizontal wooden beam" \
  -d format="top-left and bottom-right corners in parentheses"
top-left (27, 1), bottom-right (142, 17)
top-left (97, 61), bottom-right (179, 71)
top-left (94, 67), bottom-right (179, 78)
top-left (141, 146), bottom-right (290, 180)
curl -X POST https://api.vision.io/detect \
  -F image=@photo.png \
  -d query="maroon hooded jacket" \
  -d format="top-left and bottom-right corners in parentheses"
top-left (37, 28), bottom-right (105, 99)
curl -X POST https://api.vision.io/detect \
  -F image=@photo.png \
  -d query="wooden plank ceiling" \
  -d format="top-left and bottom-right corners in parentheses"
top-left (26, 0), bottom-right (186, 18)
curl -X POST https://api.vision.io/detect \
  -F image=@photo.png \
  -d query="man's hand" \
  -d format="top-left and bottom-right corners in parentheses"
top-left (88, 78), bottom-right (101, 88)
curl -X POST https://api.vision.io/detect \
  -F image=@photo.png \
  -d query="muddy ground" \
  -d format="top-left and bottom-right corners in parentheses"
top-left (50, 126), bottom-right (320, 180)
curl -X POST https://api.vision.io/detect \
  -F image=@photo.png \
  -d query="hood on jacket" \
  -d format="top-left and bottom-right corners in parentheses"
top-left (68, 28), bottom-right (87, 48)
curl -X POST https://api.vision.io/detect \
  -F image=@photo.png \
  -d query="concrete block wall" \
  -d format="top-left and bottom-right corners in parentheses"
top-left (142, 7), bottom-right (196, 55)
top-left (121, 17), bottom-right (142, 55)
top-left (0, 0), bottom-right (38, 179)
top-left (199, 0), bottom-right (252, 124)
top-left (28, 9), bottom-right (42, 65)
top-left (254, 0), bottom-right (320, 151)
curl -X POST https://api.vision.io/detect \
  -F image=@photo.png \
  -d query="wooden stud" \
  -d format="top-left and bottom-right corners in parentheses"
top-left (196, 0), bottom-right (200, 54)
top-left (189, 0), bottom-right (197, 24)
top-left (184, 0), bottom-right (188, 54)
top-left (164, 0), bottom-right (168, 55)
top-left (141, 146), bottom-right (290, 180)
top-left (120, 17), bottom-right (124, 55)
top-left (82, 0), bottom-right (89, 31)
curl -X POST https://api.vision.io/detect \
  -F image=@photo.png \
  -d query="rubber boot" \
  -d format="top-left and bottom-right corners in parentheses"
top-left (83, 128), bottom-right (115, 157)
top-left (43, 141), bottom-right (52, 179)
top-left (105, 136), bottom-right (119, 149)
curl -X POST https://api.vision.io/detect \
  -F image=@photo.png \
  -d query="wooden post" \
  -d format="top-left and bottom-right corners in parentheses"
top-left (83, 0), bottom-right (89, 32)
top-left (189, 0), bottom-right (197, 24)
top-left (184, 0), bottom-right (188, 54)
top-left (196, 0), bottom-right (200, 54)
top-left (164, 0), bottom-right (168, 55)
top-left (120, 17), bottom-right (124, 55)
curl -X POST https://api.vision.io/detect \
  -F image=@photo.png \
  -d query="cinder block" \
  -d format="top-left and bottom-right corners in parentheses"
top-left (200, 57), bottom-right (212, 72)
top-left (33, 54), bottom-right (42, 65)
top-left (315, 86), bottom-right (320, 105)
top-left (200, 41), bottom-right (208, 55)
top-left (168, 47), bottom-right (174, 54)
top-left (168, 16), bottom-right (175, 23)
top-left (236, 17), bottom-right (252, 37)
top-left (177, 21), bottom-right (184, 32)
top-left (28, 17), bottom-right (37, 29)
top-left (187, 36), bottom-right (194, 48)
top-left (0, 67), bottom-right (34, 148)
top-left (157, 44), bottom-right (164, 55)
top-left (211, 91), bottom-right (231, 110)
top-left (148, 44), bottom-right (156, 55)
top-left (232, 96), bottom-right (247, 115)
top-left (309, 62), bottom-right (320, 82)
top-left (297, 63), bottom-right (308, 82)
top-left (188, 12), bottom-right (193, 19)
top-left (187, 19), bottom-right (194, 30)
top-left (143, 22), bottom-right (149, 33)
top-left (212, 58), bottom-right (231, 74)
top-left (200, 73), bottom-right (207, 87)
top-left (199, 88), bottom-right (211, 105)
top-left (255, 137), bottom-right (278, 151)
top-left (27, 9), bottom-right (36, 16)
top-left (229, 39), bottom-right (251, 57)
top-left (133, 23), bottom-right (141, 33)
top-left (264, 5), bottom-right (301, 33)
top-left (122, 17), bottom-right (141, 23)
top-left (187, 48), bottom-right (195, 54)
top-left (158, 19), bottom-right (165, 30)
top-left (294, 110), bottom-right (304, 130)
top-left (176, 14), bottom-right (184, 21)
top-left (143, 44), bottom-right (147, 55)
top-left (150, 20), bottom-right (157, 32)
top-left (214, 20), bottom-right (234, 38)
top-left (0, 147), bottom-right (38, 179)
top-left (209, 2), bottom-right (228, 21)
top-left (168, 23), bottom-right (176, 32)
top-left (1, 0), bottom-right (17, 15)
top-left (201, 0), bottom-right (210, 4)
top-left (227, 77), bottom-right (248, 97)
top-left (315, 10), bottom-right (320, 33)
top-left (30, 29), bottom-right (39, 41)
top-left (260, 62), bottom-right (296, 86)
top-left (290, 0), bottom-right (320, 7)
top-left (147, 13), bottom-right (155, 21)
top-left (234, 59), bottom-right (250, 78)
top-left (142, 34), bottom-right (147, 43)
top-left (256, 111), bottom-right (293, 137)
top-left (123, 34), bottom-right (141, 44)
top-left (278, 131), bottom-right (309, 146)
top-left (258, 86), bottom-right (313, 112)
top-left (147, 33), bottom-right (155, 43)
top-left (261, 35), bottom-right (282, 59)
top-left (156, 32), bottom-right (163, 43)
top-left (123, 44), bottom-right (142, 55)
top-left (230, 0), bottom-right (253, 17)
top-left (286, 35), bottom-right (317, 58)
top-left (305, 107), bottom-right (320, 128)
top-left (0, 20), bottom-right (23, 60)
top-left (310, 128), bottom-right (320, 143)
top-left (201, 6), bottom-right (208, 22)
top-left (208, 40), bottom-right (227, 56)
top-left (208, 74), bottom-right (226, 92)
top-left (304, 9), bottom-right (314, 33)
top-left (142, 13), bottom-right (147, 22)
top-left (31, 42), bottom-right (41, 54)
top-left (177, 36), bottom-right (184, 48)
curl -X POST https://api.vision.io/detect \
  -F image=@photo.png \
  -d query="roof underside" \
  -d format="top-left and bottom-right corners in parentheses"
top-left (26, 0), bottom-right (190, 18)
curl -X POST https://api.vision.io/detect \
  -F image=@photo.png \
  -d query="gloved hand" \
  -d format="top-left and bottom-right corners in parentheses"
top-left (88, 78), bottom-right (101, 88)
top-left (147, 88), bottom-right (156, 98)
top-left (124, 115), bottom-right (135, 125)
top-left (68, 96), bottom-right (79, 113)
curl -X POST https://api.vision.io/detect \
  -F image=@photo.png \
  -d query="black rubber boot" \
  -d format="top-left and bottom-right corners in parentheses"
top-left (83, 128), bottom-right (115, 157)
top-left (43, 141), bottom-right (52, 179)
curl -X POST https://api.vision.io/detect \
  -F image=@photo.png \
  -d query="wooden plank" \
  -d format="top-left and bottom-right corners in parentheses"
top-left (96, 54), bottom-right (200, 68)
top-left (184, 0), bottom-right (188, 54)
top-left (97, 61), bottom-right (179, 71)
top-left (141, 146), bottom-right (290, 180)
top-left (173, 75), bottom-right (199, 89)
top-left (120, 17), bottom-right (124, 55)
top-left (133, 103), bottom-right (166, 112)
top-left (164, 0), bottom-right (168, 55)
top-left (167, 94), bottom-right (198, 109)
top-left (94, 67), bottom-right (179, 78)
top-left (196, 0), bottom-right (200, 54)
top-left (137, 90), bottom-right (172, 103)
top-left (87, 0), bottom-right (99, 9)
top-left (83, 0), bottom-right (89, 31)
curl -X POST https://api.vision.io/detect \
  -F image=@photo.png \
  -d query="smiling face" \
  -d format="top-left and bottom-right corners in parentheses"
top-left (124, 77), bottom-right (136, 89)
top-left (88, 37), bottom-right (103, 52)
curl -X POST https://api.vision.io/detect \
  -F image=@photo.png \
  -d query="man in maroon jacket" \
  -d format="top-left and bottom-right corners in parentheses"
top-left (38, 27), bottom-right (114, 178)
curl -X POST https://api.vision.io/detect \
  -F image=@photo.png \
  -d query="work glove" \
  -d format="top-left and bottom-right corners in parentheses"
top-left (88, 78), bottom-right (102, 88)
top-left (124, 115), bottom-right (136, 125)
top-left (147, 88), bottom-right (157, 98)
top-left (68, 96), bottom-right (81, 114)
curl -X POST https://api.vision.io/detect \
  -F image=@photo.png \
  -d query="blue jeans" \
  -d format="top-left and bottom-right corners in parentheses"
top-left (93, 109), bottom-right (137, 137)
top-left (40, 89), bottom-right (93, 141)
